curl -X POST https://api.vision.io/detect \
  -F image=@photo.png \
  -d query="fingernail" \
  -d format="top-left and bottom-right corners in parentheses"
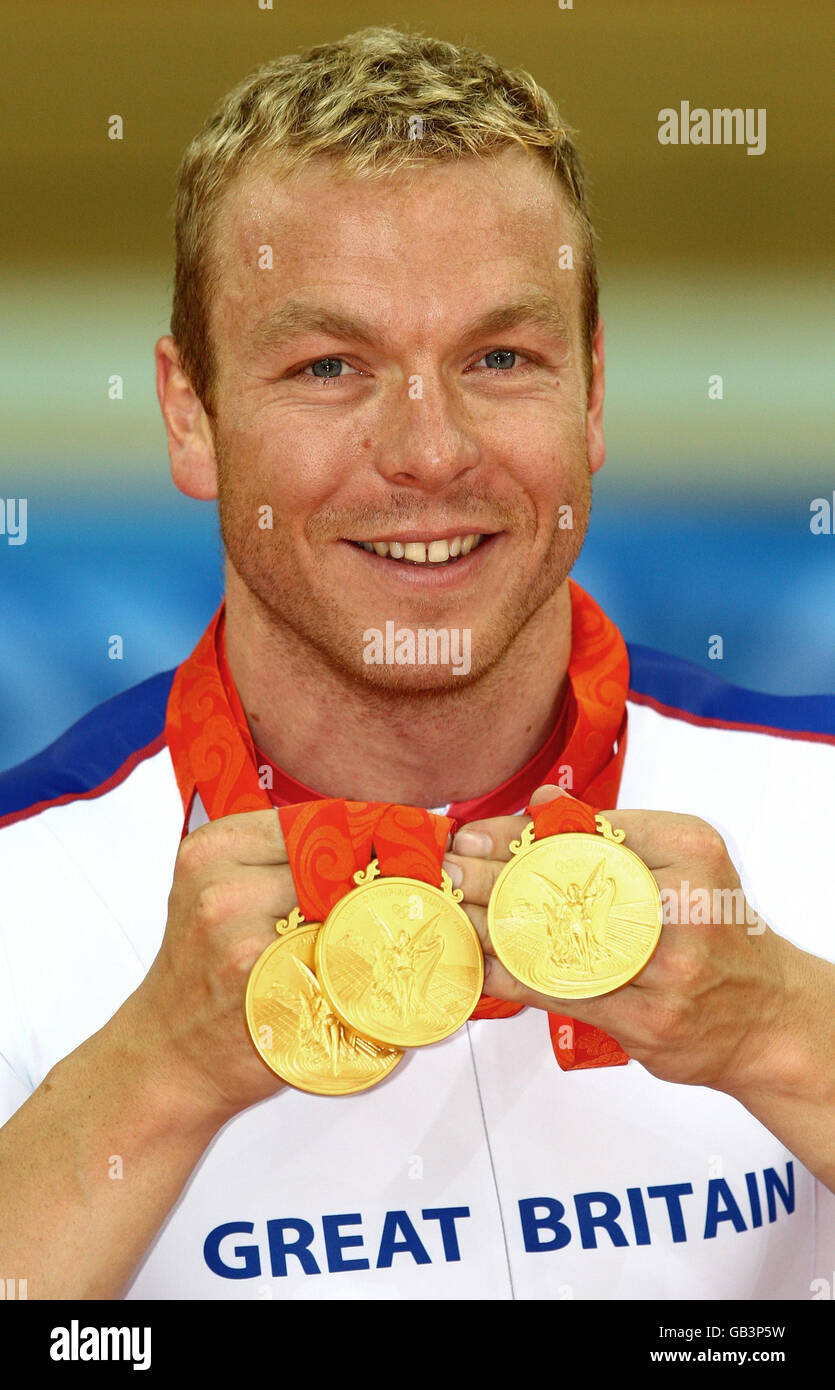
top-left (443, 858), bottom-right (463, 887)
top-left (453, 830), bottom-right (492, 856)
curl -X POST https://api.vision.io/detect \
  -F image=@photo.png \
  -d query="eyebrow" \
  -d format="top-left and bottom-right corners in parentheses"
top-left (248, 292), bottom-right (571, 356)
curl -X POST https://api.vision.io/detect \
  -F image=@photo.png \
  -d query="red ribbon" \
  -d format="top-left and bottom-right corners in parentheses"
top-left (527, 791), bottom-right (629, 1071)
top-left (165, 579), bottom-right (633, 1073)
top-left (279, 798), bottom-right (453, 922)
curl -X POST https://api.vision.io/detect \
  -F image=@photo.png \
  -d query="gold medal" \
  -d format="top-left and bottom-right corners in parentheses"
top-left (245, 908), bottom-right (403, 1095)
top-left (314, 859), bottom-right (484, 1048)
top-left (488, 816), bottom-right (662, 998)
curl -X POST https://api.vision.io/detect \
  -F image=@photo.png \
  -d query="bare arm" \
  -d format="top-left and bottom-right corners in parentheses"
top-left (0, 809), bottom-right (295, 1299)
top-left (0, 999), bottom-right (231, 1299)
top-left (725, 938), bottom-right (835, 1193)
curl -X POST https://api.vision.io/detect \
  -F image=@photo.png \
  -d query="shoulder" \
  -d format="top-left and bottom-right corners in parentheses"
top-left (621, 640), bottom-right (835, 845)
top-left (626, 642), bottom-right (835, 745)
top-left (622, 645), bottom-right (835, 961)
top-left (0, 667), bottom-right (177, 831)
top-left (0, 671), bottom-right (185, 1089)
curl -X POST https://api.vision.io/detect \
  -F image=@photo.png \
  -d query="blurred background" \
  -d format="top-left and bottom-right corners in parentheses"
top-left (1, 0), bottom-right (833, 772)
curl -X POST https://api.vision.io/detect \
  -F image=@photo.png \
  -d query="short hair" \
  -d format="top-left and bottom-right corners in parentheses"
top-left (170, 25), bottom-right (599, 417)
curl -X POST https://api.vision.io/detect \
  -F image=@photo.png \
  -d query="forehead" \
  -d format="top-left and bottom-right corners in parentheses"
top-left (210, 147), bottom-right (581, 338)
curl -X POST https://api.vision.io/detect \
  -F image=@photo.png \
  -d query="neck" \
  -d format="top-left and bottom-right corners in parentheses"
top-left (224, 576), bottom-right (573, 806)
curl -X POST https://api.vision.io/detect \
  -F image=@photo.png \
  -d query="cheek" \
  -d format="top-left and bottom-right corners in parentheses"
top-left (222, 419), bottom-right (345, 519)
top-left (494, 398), bottom-right (587, 476)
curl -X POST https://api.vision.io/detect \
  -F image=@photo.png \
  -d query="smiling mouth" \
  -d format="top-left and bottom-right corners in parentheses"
top-left (346, 533), bottom-right (489, 566)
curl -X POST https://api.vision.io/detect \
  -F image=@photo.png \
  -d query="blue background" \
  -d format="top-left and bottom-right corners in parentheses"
top-left (2, 474), bottom-right (833, 775)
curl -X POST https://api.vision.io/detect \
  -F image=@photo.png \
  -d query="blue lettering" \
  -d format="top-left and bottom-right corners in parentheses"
top-left (322, 1213), bottom-right (369, 1273)
top-left (518, 1198), bottom-right (572, 1252)
top-left (203, 1222), bottom-right (260, 1279)
top-left (421, 1207), bottom-right (470, 1262)
top-left (267, 1218), bottom-right (321, 1277)
top-left (745, 1171), bottom-right (763, 1228)
top-left (626, 1186), bottom-right (651, 1246)
top-left (764, 1161), bottom-right (795, 1223)
top-left (704, 1179), bottom-right (747, 1238)
top-left (647, 1183), bottom-right (693, 1243)
top-left (376, 1210), bottom-right (431, 1268)
top-left (574, 1191), bottom-right (629, 1249)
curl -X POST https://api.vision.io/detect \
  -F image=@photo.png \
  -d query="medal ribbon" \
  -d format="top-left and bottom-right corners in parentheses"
top-left (526, 791), bottom-right (629, 1071)
top-left (277, 799), bottom-right (361, 920)
top-left (166, 580), bottom-right (632, 1073)
top-left (278, 798), bottom-right (454, 922)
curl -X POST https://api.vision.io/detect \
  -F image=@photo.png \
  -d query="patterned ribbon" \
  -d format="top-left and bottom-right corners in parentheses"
top-left (165, 579), bottom-right (632, 1072)
top-left (278, 799), bottom-right (453, 921)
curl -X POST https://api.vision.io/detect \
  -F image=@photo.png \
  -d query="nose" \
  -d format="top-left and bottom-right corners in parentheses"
top-left (372, 369), bottom-right (481, 492)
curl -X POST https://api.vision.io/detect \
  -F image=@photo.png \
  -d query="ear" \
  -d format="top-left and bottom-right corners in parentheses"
top-left (585, 318), bottom-right (606, 477)
top-left (155, 335), bottom-right (219, 500)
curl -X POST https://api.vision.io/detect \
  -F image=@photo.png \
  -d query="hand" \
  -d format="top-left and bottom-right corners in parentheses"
top-left (444, 784), bottom-right (792, 1097)
top-left (121, 810), bottom-right (297, 1120)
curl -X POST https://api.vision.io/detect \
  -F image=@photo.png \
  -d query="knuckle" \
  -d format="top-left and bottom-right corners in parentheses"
top-left (687, 819), bottom-right (727, 867)
top-left (176, 824), bottom-right (214, 874)
top-left (673, 817), bottom-right (730, 873)
top-left (224, 935), bottom-right (265, 983)
top-left (665, 941), bottom-right (702, 987)
top-left (701, 826), bottom-right (729, 869)
top-left (192, 880), bottom-right (233, 929)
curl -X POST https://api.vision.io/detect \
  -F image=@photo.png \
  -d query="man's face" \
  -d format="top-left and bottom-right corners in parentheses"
top-left (205, 146), bottom-right (602, 690)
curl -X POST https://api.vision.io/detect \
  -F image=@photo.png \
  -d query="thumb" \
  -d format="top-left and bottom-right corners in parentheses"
top-left (528, 783), bottom-right (571, 807)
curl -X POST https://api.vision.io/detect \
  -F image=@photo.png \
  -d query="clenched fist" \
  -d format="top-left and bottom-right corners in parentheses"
top-left (126, 810), bottom-right (297, 1119)
top-left (443, 785), bottom-right (791, 1097)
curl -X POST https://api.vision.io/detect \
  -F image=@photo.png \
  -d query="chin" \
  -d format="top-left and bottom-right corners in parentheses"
top-left (349, 660), bottom-right (485, 696)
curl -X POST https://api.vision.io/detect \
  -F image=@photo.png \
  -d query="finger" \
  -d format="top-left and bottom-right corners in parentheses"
top-left (528, 783), bottom-right (570, 806)
top-left (452, 817), bottom-right (532, 860)
top-left (181, 809), bottom-right (288, 867)
top-left (593, 808), bottom-right (720, 873)
top-left (479, 943), bottom-right (644, 1027)
top-left (461, 900), bottom-right (489, 949)
top-left (188, 863), bottom-right (298, 934)
top-left (461, 896), bottom-right (649, 1031)
top-left (443, 853), bottom-right (507, 906)
top-left (450, 785), bottom-right (571, 859)
top-left (522, 782), bottom-right (717, 877)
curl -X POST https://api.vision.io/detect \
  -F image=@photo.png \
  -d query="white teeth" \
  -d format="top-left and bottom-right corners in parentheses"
top-left (355, 533), bottom-right (485, 564)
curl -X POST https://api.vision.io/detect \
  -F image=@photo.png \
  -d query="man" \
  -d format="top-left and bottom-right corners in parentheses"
top-left (0, 26), bottom-right (833, 1301)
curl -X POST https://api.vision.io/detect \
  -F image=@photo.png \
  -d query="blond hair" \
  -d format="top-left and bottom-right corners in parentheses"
top-left (171, 25), bottom-right (598, 415)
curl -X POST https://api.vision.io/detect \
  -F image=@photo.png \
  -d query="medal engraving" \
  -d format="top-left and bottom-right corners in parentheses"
top-left (488, 822), bottom-right (662, 999)
top-left (246, 908), bottom-right (403, 1095)
top-left (315, 863), bottom-right (484, 1047)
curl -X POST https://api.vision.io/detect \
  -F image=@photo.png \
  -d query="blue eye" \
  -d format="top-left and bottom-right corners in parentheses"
top-left (308, 358), bottom-right (346, 378)
top-left (482, 350), bottom-right (517, 370)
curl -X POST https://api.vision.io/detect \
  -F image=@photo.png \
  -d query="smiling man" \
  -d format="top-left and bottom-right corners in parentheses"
top-left (0, 26), bottom-right (834, 1302)
top-left (169, 143), bottom-right (594, 803)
